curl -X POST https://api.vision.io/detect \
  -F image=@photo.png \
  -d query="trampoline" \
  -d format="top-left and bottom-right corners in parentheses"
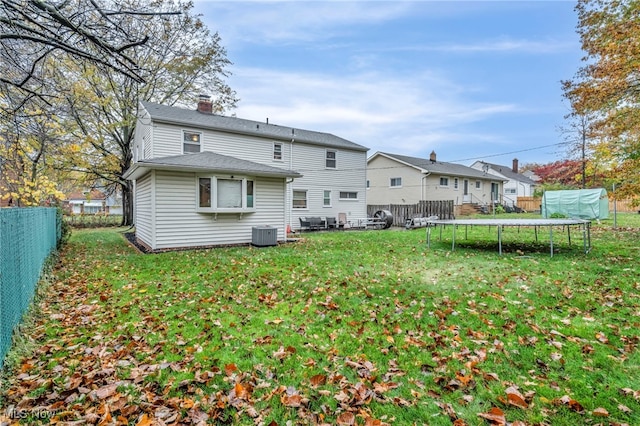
top-left (426, 218), bottom-right (592, 257)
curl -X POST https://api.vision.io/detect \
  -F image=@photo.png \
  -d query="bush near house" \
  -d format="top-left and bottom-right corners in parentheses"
top-left (63, 214), bottom-right (123, 228)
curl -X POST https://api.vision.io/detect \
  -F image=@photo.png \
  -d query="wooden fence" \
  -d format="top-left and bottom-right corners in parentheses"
top-left (367, 200), bottom-right (454, 227)
top-left (517, 197), bottom-right (639, 213)
top-left (610, 199), bottom-right (639, 213)
top-left (516, 197), bottom-right (541, 212)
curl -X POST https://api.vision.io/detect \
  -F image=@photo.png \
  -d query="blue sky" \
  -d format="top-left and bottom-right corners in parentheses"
top-left (192, 1), bottom-right (582, 167)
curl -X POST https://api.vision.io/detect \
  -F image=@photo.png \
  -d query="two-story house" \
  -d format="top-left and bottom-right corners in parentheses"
top-left (470, 159), bottom-right (537, 207)
top-left (367, 151), bottom-right (505, 214)
top-left (124, 97), bottom-right (368, 251)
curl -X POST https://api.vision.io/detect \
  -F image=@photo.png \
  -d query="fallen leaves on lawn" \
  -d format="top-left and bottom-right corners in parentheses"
top-left (2, 229), bottom-right (639, 425)
top-left (477, 406), bottom-right (506, 425)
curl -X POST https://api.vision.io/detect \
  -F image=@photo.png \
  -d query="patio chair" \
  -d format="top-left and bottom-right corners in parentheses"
top-left (338, 212), bottom-right (348, 229)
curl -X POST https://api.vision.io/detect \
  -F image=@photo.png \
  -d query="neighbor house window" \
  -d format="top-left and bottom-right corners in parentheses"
top-left (273, 143), bottom-right (282, 161)
top-left (506, 188), bottom-right (517, 195)
top-left (390, 177), bottom-right (402, 188)
top-left (475, 181), bottom-right (482, 189)
top-left (197, 176), bottom-right (255, 212)
top-left (293, 190), bottom-right (307, 209)
top-left (439, 177), bottom-right (449, 187)
top-left (366, 180), bottom-right (370, 189)
top-left (326, 150), bottom-right (336, 168)
top-left (183, 131), bottom-right (201, 153)
top-left (339, 191), bottom-right (358, 200)
top-left (454, 178), bottom-right (459, 189)
top-left (323, 190), bottom-right (331, 207)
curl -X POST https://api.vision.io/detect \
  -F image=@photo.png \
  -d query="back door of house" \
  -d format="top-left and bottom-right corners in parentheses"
top-left (463, 179), bottom-right (470, 203)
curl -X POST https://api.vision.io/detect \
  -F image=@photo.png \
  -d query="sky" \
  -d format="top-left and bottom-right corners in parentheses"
top-left (191, 1), bottom-right (583, 167)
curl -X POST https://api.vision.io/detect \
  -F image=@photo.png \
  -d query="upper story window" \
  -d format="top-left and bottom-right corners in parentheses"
top-left (454, 178), bottom-right (459, 190)
top-left (197, 176), bottom-right (254, 212)
top-left (439, 177), bottom-right (449, 187)
top-left (475, 181), bottom-right (482, 189)
top-left (366, 180), bottom-right (370, 189)
top-left (183, 131), bottom-right (201, 154)
top-left (390, 177), bottom-right (402, 188)
top-left (326, 150), bottom-right (336, 168)
top-left (273, 143), bottom-right (283, 161)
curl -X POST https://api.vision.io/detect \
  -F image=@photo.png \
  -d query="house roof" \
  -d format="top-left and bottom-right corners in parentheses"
top-left (123, 151), bottom-right (303, 181)
top-left (66, 189), bottom-right (106, 201)
top-left (476, 161), bottom-right (538, 185)
top-left (370, 152), bottom-right (504, 180)
top-left (140, 101), bottom-right (369, 152)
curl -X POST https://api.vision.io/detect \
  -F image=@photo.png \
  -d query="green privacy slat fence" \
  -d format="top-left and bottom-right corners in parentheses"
top-left (0, 208), bottom-right (59, 368)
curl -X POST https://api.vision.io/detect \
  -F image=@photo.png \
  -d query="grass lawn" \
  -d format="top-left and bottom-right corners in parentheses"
top-left (1, 213), bottom-right (639, 425)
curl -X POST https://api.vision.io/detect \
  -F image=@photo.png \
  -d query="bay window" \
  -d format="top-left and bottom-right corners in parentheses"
top-left (197, 176), bottom-right (255, 212)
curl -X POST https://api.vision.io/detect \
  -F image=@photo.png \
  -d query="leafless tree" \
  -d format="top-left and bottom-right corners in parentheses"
top-left (0, 0), bottom-right (178, 108)
top-left (559, 111), bottom-right (597, 189)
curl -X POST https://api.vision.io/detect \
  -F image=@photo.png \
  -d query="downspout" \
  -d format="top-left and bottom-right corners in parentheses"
top-left (421, 171), bottom-right (431, 201)
top-left (287, 130), bottom-right (295, 241)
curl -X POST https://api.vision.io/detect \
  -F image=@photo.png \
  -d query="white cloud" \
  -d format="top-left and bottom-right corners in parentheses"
top-left (415, 38), bottom-right (575, 54)
top-left (193, 1), bottom-right (412, 45)
top-left (227, 67), bottom-right (517, 159)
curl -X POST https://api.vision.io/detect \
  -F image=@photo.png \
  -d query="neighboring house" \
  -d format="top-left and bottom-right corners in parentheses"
top-left (367, 151), bottom-right (505, 211)
top-left (65, 188), bottom-right (123, 215)
top-left (124, 98), bottom-right (368, 251)
top-left (65, 189), bottom-right (107, 214)
top-left (470, 159), bottom-right (538, 206)
top-left (522, 169), bottom-right (541, 182)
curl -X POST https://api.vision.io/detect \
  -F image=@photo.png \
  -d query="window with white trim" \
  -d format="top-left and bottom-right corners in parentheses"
top-left (390, 177), bottom-right (402, 187)
top-left (326, 150), bottom-right (336, 168)
top-left (475, 181), bottom-right (482, 189)
top-left (197, 176), bottom-right (255, 212)
top-left (439, 177), bottom-right (449, 187)
top-left (273, 143), bottom-right (282, 161)
top-left (339, 191), bottom-right (358, 200)
top-left (366, 180), bottom-right (370, 189)
top-left (183, 131), bottom-right (201, 153)
top-left (323, 190), bottom-right (331, 207)
top-left (454, 178), bottom-right (459, 189)
top-left (293, 190), bottom-right (307, 209)
top-left (506, 188), bottom-right (517, 195)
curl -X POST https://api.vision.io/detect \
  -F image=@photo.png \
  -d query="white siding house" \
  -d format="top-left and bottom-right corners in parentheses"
top-left (470, 159), bottom-right (538, 207)
top-left (367, 151), bottom-right (505, 211)
top-left (125, 99), bottom-right (368, 250)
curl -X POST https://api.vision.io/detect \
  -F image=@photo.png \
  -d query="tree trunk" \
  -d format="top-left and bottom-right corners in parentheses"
top-left (121, 180), bottom-right (134, 226)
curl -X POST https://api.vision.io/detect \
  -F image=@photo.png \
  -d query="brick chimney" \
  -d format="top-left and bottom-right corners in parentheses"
top-left (197, 94), bottom-right (213, 114)
top-left (512, 158), bottom-right (519, 173)
top-left (429, 150), bottom-right (437, 163)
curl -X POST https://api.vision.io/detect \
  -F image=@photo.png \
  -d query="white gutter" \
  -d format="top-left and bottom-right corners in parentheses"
top-left (286, 131), bottom-right (295, 242)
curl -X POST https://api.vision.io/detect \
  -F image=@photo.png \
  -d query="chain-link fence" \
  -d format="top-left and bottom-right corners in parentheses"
top-left (0, 208), bottom-right (59, 368)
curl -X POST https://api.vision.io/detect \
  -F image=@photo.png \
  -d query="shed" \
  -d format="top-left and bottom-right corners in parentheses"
top-left (541, 188), bottom-right (608, 220)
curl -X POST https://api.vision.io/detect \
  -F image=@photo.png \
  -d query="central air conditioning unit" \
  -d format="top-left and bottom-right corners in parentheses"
top-left (252, 226), bottom-right (277, 247)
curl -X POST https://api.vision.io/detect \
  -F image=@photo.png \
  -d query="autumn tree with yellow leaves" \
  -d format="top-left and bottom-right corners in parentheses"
top-left (0, 90), bottom-right (68, 206)
top-left (1, 0), bottom-right (236, 220)
top-left (563, 0), bottom-right (640, 202)
top-left (57, 0), bottom-right (237, 225)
